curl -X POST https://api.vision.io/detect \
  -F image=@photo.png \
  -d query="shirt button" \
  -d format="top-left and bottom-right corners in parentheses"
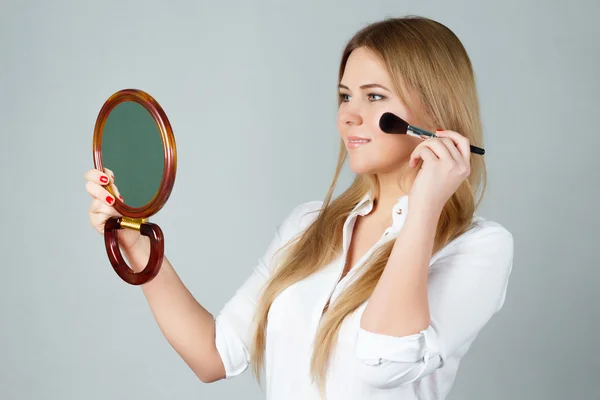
top-left (396, 209), bottom-right (403, 215)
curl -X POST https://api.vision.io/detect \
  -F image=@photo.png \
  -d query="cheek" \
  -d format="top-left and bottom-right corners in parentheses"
top-left (336, 119), bottom-right (345, 135)
top-left (373, 134), bottom-right (419, 161)
top-left (336, 113), bottom-right (347, 136)
top-left (366, 109), bottom-right (383, 135)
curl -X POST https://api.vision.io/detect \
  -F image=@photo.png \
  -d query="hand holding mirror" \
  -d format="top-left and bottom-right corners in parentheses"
top-left (92, 89), bottom-right (177, 285)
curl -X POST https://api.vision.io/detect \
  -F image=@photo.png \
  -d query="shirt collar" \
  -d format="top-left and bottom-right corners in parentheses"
top-left (350, 189), bottom-right (410, 233)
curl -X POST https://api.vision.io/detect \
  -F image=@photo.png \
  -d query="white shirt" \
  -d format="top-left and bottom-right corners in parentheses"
top-left (214, 191), bottom-right (514, 399)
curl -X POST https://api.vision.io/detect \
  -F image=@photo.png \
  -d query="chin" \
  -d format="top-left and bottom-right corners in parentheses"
top-left (348, 155), bottom-right (409, 176)
top-left (348, 158), bottom-right (382, 175)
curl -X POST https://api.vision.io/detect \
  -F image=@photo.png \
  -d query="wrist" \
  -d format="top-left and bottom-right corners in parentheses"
top-left (121, 237), bottom-right (151, 272)
top-left (408, 202), bottom-right (443, 226)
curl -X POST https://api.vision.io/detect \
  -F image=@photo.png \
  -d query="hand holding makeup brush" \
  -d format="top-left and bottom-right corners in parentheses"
top-left (407, 130), bottom-right (471, 215)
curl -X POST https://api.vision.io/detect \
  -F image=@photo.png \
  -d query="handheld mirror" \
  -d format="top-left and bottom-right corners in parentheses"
top-left (92, 89), bottom-right (177, 285)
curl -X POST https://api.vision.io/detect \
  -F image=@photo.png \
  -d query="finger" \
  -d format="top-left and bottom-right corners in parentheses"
top-left (89, 199), bottom-right (121, 233)
top-left (436, 130), bottom-right (470, 163)
top-left (86, 180), bottom-right (117, 206)
top-left (108, 181), bottom-right (123, 202)
top-left (85, 168), bottom-right (110, 186)
top-left (422, 137), bottom-right (452, 160)
top-left (437, 136), bottom-right (463, 162)
top-left (417, 147), bottom-right (438, 165)
top-left (410, 144), bottom-right (438, 168)
top-left (103, 167), bottom-right (115, 183)
top-left (101, 167), bottom-right (124, 202)
top-left (89, 198), bottom-right (122, 219)
top-left (409, 142), bottom-right (429, 168)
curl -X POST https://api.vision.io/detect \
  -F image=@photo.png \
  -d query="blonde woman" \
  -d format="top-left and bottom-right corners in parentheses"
top-left (85, 16), bottom-right (514, 400)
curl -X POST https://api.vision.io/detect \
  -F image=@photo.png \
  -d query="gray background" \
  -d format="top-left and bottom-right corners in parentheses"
top-left (1, 0), bottom-right (598, 399)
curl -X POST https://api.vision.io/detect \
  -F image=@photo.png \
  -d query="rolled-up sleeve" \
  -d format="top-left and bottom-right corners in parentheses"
top-left (213, 201), bottom-right (321, 378)
top-left (354, 222), bottom-right (514, 388)
top-left (355, 324), bottom-right (443, 387)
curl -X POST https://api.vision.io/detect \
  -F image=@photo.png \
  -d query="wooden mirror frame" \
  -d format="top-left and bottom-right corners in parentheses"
top-left (92, 89), bottom-right (177, 285)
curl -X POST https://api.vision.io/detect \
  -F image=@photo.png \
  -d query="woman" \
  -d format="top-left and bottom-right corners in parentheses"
top-left (85, 16), bottom-right (514, 400)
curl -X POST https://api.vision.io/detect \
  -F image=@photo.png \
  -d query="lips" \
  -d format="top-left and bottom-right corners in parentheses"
top-left (348, 136), bottom-right (370, 142)
top-left (347, 136), bottom-right (371, 149)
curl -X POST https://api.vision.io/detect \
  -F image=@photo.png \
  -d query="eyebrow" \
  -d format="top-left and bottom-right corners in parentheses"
top-left (338, 83), bottom-right (391, 92)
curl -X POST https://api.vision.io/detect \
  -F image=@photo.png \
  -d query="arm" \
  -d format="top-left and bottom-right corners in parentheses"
top-left (122, 201), bottom-right (321, 383)
top-left (360, 207), bottom-right (439, 337)
top-left (87, 167), bottom-right (225, 383)
top-left (122, 241), bottom-right (226, 383)
top-left (356, 211), bottom-right (514, 388)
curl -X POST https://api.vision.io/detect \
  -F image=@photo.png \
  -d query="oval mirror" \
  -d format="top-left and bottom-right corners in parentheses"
top-left (92, 89), bottom-right (177, 285)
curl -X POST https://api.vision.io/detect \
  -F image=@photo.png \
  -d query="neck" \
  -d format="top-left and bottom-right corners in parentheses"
top-left (372, 166), bottom-right (417, 214)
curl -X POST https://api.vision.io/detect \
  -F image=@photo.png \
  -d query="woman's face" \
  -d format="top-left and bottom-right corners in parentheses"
top-left (337, 47), bottom-right (421, 176)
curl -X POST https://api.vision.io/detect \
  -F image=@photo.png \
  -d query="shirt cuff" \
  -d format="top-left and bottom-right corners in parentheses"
top-left (355, 324), bottom-right (442, 367)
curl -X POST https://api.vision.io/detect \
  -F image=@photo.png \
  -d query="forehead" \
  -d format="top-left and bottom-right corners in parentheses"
top-left (340, 47), bottom-right (393, 87)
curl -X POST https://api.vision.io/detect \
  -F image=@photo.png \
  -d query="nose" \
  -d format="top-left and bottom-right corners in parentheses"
top-left (338, 108), bottom-right (363, 127)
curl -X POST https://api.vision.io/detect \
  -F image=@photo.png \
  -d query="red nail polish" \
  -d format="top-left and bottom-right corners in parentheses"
top-left (106, 196), bottom-right (113, 204)
top-left (100, 176), bottom-right (108, 183)
top-left (119, 195), bottom-right (123, 200)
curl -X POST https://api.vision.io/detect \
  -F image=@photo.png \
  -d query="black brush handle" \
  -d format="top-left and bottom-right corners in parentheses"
top-left (409, 126), bottom-right (485, 155)
top-left (469, 144), bottom-right (485, 155)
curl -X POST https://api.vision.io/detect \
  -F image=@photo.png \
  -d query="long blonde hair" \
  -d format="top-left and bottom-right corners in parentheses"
top-left (249, 15), bottom-right (487, 395)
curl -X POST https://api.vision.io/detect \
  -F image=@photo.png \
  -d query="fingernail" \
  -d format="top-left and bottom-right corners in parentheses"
top-left (100, 176), bottom-right (108, 183)
top-left (119, 195), bottom-right (123, 200)
top-left (106, 196), bottom-right (114, 204)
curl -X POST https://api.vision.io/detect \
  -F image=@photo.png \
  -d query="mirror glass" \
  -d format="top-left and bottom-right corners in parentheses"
top-left (101, 101), bottom-right (164, 208)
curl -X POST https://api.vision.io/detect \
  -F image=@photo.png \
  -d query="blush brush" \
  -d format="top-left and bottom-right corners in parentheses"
top-left (379, 112), bottom-right (485, 155)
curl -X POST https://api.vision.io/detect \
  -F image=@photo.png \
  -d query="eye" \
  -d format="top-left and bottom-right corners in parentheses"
top-left (338, 93), bottom-right (385, 103)
top-left (338, 93), bottom-right (350, 102)
top-left (368, 93), bottom-right (385, 101)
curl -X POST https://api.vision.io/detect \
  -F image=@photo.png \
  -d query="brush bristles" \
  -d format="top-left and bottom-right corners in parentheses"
top-left (379, 112), bottom-right (408, 134)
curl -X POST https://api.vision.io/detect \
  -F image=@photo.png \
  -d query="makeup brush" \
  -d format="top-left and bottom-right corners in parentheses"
top-left (379, 112), bottom-right (485, 155)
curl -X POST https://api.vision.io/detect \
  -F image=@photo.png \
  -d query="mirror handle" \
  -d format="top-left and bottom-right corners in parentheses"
top-left (104, 217), bottom-right (164, 285)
